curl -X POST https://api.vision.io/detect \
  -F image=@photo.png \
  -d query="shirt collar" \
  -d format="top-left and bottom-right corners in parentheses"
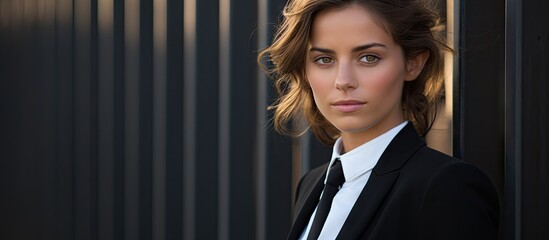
top-left (325, 121), bottom-right (409, 184)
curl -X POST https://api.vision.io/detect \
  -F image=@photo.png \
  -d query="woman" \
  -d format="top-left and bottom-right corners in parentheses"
top-left (259, 0), bottom-right (499, 239)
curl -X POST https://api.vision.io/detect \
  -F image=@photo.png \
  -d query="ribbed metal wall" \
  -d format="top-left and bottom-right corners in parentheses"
top-left (0, 0), bottom-right (305, 239)
top-left (1, 0), bottom-right (548, 240)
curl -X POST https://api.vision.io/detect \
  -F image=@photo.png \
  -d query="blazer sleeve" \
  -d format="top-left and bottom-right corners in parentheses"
top-left (418, 161), bottom-right (500, 240)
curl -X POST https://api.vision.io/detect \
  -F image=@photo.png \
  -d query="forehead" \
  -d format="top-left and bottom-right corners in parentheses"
top-left (309, 4), bottom-right (394, 46)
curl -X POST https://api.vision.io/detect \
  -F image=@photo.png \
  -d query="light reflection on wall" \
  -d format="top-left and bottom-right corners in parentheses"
top-left (425, 0), bottom-right (455, 156)
top-left (182, 0), bottom-right (197, 239)
top-left (218, 0), bottom-right (231, 240)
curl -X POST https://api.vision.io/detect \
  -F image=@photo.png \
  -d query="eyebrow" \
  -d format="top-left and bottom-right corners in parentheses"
top-left (309, 43), bottom-right (387, 54)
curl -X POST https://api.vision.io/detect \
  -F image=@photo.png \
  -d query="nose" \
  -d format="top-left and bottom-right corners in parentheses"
top-left (334, 62), bottom-right (358, 90)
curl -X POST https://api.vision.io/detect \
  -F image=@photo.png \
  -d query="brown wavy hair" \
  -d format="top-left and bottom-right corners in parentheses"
top-left (258, 0), bottom-right (452, 145)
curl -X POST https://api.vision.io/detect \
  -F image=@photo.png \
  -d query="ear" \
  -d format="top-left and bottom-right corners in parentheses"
top-left (404, 51), bottom-right (429, 81)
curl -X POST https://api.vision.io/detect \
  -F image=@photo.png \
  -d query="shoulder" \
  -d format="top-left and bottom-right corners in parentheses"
top-left (405, 146), bottom-right (498, 198)
top-left (420, 151), bottom-right (499, 207)
top-left (405, 146), bottom-right (480, 178)
top-left (411, 147), bottom-right (500, 239)
top-left (411, 146), bottom-right (460, 167)
top-left (419, 147), bottom-right (499, 205)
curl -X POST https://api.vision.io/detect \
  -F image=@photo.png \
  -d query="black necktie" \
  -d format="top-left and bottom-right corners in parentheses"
top-left (307, 159), bottom-right (345, 240)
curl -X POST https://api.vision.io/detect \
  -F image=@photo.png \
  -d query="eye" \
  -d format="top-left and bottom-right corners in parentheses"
top-left (314, 57), bottom-right (334, 65)
top-left (359, 55), bottom-right (380, 64)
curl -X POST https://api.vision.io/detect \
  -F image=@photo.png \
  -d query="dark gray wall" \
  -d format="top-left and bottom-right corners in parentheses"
top-left (512, 0), bottom-right (549, 238)
top-left (0, 0), bottom-right (294, 239)
top-left (0, 0), bottom-right (548, 239)
top-left (457, 0), bottom-right (549, 239)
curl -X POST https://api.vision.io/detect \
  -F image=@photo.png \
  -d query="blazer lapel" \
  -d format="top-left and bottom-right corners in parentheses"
top-left (337, 123), bottom-right (426, 239)
top-left (336, 171), bottom-right (400, 239)
top-left (287, 165), bottom-right (327, 240)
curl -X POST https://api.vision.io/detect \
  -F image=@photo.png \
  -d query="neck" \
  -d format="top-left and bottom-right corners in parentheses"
top-left (339, 119), bottom-right (405, 154)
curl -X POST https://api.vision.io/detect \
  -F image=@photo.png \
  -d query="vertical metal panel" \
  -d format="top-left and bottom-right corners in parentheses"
top-left (124, 0), bottom-right (140, 239)
top-left (113, 1), bottom-right (127, 239)
top-left (138, 0), bottom-right (154, 239)
top-left (256, 1), bottom-right (269, 238)
top-left (0, 2), bottom-right (12, 238)
top-left (194, 0), bottom-right (220, 239)
top-left (218, 0), bottom-right (231, 237)
top-left (74, 0), bottom-right (98, 239)
top-left (153, 0), bottom-right (168, 240)
top-left (451, 0), bottom-right (462, 158)
top-left (505, 0), bottom-right (522, 239)
top-left (90, 3), bottom-right (99, 237)
top-left (165, 0), bottom-right (184, 239)
top-left (98, 0), bottom-right (115, 239)
top-left (520, 0), bottom-right (549, 238)
top-left (183, 0), bottom-right (197, 239)
top-left (37, 0), bottom-right (58, 237)
top-left (54, 0), bottom-right (76, 239)
top-left (256, 1), bottom-right (293, 239)
top-left (220, 0), bottom-right (260, 239)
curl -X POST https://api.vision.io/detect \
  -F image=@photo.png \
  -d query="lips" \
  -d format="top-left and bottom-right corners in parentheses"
top-left (331, 100), bottom-right (366, 113)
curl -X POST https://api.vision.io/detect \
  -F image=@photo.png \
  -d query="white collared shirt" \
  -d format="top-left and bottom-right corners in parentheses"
top-left (299, 121), bottom-right (408, 240)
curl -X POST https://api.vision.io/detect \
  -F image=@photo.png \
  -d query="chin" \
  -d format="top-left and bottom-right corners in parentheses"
top-left (333, 121), bottom-right (378, 134)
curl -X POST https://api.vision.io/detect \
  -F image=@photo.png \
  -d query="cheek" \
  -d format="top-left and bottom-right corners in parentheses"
top-left (361, 68), bottom-right (405, 98)
top-left (306, 69), bottom-right (333, 99)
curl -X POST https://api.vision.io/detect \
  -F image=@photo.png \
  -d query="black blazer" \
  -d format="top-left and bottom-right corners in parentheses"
top-left (288, 123), bottom-right (499, 240)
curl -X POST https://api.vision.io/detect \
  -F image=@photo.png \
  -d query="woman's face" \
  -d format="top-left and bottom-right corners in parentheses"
top-left (306, 4), bottom-right (420, 147)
